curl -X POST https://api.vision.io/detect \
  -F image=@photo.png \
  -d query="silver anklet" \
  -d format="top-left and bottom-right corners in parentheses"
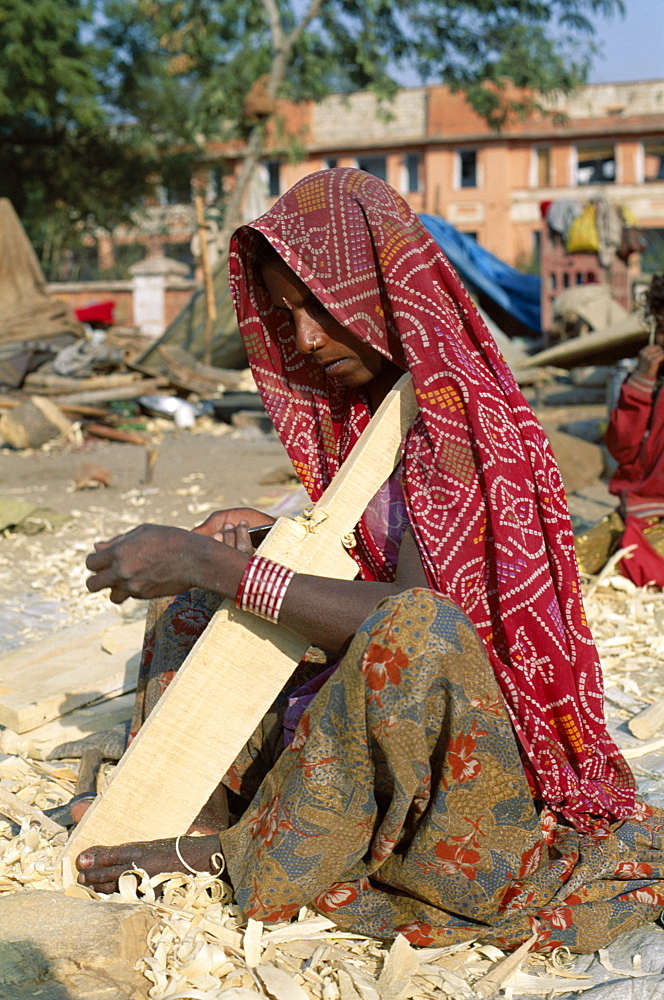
top-left (174, 834), bottom-right (226, 877)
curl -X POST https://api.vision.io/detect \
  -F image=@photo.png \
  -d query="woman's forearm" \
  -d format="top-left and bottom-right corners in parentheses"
top-left (87, 520), bottom-right (429, 657)
top-left (191, 529), bottom-right (431, 655)
top-left (192, 538), bottom-right (394, 653)
top-left (278, 576), bottom-right (400, 654)
top-left (276, 529), bottom-right (430, 653)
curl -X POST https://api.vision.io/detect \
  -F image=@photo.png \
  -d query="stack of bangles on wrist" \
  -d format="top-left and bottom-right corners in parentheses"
top-left (235, 555), bottom-right (295, 623)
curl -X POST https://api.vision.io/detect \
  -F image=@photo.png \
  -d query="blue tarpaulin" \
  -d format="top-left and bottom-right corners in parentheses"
top-left (419, 214), bottom-right (542, 334)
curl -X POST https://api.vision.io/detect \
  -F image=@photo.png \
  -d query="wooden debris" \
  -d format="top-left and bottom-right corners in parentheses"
top-left (473, 928), bottom-right (537, 997)
top-left (158, 344), bottom-right (256, 394)
top-left (518, 312), bottom-right (647, 370)
top-left (53, 376), bottom-right (169, 407)
top-left (0, 782), bottom-right (66, 838)
top-left (144, 444), bottom-right (160, 483)
top-left (0, 395), bottom-right (73, 449)
top-left (23, 370), bottom-right (147, 394)
top-left (376, 933), bottom-right (421, 1000)
top-left (84, 423), bottom-right (148, 446)
top-left (0, 694), bottom-right (134, 760)
top-left (621, 736), bottom-right (664, 761)
top-left (194, 194), bottom-right (218, 367)
top-left (73, 461), bottom-right (112, 489)
top-left (628, 698), bottom-right (664, 741)
top-left (257, 962), bottom-right (311, 1000)
top-left (0, 613), bottom-right (141, 733)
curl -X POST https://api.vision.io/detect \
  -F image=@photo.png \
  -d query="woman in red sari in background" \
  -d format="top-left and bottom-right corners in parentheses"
top-left (77, 169), bottom-right (664, 953)
top-left (606, 274), bottom-right (664, 587)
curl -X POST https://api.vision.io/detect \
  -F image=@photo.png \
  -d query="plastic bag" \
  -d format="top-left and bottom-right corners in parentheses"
top-left (566, 204), bottom-right (600, 254)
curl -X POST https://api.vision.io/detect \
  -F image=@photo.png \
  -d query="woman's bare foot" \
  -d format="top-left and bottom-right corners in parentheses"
top-left (76, 834), bottom-right (225, 894)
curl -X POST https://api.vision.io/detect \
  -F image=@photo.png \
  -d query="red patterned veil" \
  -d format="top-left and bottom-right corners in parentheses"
top-left (228, 167), bottom-right (635, 831)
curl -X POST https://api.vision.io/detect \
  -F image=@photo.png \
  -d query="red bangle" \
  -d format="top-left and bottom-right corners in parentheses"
top-left (235, 560), bottom-right (253, 609)
top-left (235, 555), bottom-right (295, 623)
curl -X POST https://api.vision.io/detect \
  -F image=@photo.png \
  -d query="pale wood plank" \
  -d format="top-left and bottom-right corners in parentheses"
top-left (0, 615), bottom-right (142, 734)
top-left (62, 375), bottom-right (417, 864)
top-left (0, 693), bottom-right (135, 760)
top-left (628, 697), bottom-right (664, 741)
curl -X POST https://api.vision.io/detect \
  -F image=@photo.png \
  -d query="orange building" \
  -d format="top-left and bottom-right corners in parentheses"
top-left (242, 79), bottom-right (663, 276)
top-left (93, 79), bottom-right (664, 286)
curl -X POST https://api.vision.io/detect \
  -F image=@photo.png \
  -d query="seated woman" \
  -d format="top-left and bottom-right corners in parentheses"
top-left (77, 168), bottom-right (664, 954)
top-left (605, 274), bottom-right (664, 587)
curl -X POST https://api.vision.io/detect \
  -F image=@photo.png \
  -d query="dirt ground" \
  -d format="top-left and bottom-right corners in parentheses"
top-left (0, 420), bottom-right (298, 651)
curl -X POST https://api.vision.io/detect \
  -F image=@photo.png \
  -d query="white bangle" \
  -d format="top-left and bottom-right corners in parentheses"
top-left (174, 834), bottom-right (226, 877)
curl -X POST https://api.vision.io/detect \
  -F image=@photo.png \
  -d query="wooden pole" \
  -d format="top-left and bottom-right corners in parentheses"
top-left (62, 375), bottom-right (418, 869)
top-left (194, 194), bottom-right (217, 367)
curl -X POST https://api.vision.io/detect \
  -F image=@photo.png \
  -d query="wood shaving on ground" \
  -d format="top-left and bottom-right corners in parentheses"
top-left (583, 571), bottom-right (664, 712)
top-left (0, 579), bottom-right (662, 998)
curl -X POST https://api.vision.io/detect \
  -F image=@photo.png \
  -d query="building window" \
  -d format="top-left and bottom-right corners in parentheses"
top-left (532, 230), bottom-right (541, 270)
top-left (356, 155), bottom-right (387, 181)
top-left (266, 161), bottom-right (281, 197)
top-left (458, 150), bottom-right (478, 189)
top-left (403, 153), bottom-right (421, 193)
top-left (534, 148), bottom-right (551, 187)
top-left (575, 146), bottom-right (616, 185)
top-left (644, 142), bottom-right (664, 182)
top-left (324, 157), bottom-right (338, 170)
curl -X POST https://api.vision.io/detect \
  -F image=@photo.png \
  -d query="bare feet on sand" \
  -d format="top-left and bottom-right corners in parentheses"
top-left (76, 833), bottom-right (226, 894)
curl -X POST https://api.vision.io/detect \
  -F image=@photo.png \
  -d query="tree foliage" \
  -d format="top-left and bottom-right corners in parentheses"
top-left (0, 0), bottom-right (158, 269)
top-left (102, 0), bottom-right (626, 136)
top-left (0, 0), bottom-right (625, 267)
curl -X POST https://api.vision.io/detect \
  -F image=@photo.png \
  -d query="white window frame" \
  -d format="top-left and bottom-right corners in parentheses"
top-left (401, 152), bottom-right (422, 193)
top-left (574, 145), bottom-right (616, 186)
top-left (454, 149), bottom-right (479, 190)
top-left (354, 155), bottom-right (388, 181)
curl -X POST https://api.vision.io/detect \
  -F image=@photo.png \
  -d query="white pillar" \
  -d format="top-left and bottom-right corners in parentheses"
top-left (129, 255), bottom-right (190, 338)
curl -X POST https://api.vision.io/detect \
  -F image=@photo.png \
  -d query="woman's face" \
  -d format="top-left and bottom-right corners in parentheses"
top-left (261, 256), bottom-right (389, 391)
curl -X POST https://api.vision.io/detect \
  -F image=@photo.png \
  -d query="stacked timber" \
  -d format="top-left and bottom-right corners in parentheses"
top-left (0, 611), bottom-right (144, 760)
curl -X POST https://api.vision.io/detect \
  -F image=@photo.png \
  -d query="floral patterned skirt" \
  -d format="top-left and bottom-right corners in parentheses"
top-left (132, 587), bottom-right (664, 953)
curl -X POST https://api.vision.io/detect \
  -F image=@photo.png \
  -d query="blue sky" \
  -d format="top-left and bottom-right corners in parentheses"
top-left (588, 0), bottom-right (663, 83)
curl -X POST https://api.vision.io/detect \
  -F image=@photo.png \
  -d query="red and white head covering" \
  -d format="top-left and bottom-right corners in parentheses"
top-left (229, 167), bottom-right (635, 831)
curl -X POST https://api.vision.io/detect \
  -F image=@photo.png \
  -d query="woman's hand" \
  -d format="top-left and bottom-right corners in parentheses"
top-left (86, 524), bottom-right (206, 604)
top-left (193, 508), bottom-right (274, 538)
top-left (212, 520), bottom-right (256, 554)
top-left (637, 344), bottom-right (664, 379)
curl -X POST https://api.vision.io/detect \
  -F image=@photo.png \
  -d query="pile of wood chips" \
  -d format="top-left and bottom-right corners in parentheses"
top-left (0, 569), bottom-right (663, 999)
top-left (0, 804), bottom-right (592, 999)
